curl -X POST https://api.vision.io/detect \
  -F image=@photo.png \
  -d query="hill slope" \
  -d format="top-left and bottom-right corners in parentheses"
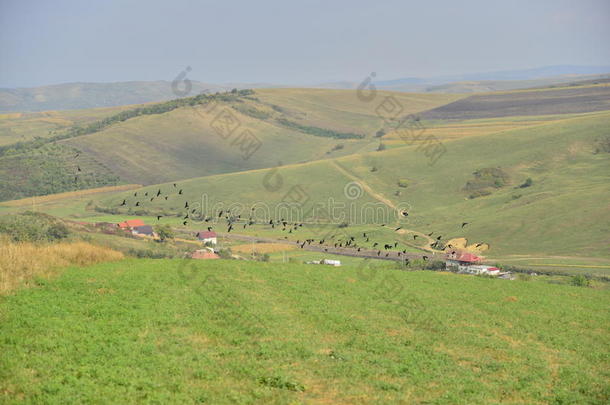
top-left (97, 111), bottom-right (610, 258)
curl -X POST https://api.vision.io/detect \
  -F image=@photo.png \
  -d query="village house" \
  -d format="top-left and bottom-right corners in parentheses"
top-left (445, 251), bottom-right (502, 276)
top-left (196, 231), bottom-right (217, 245)
top-left (117, 219), bottom-right (146, 230)
top-left (132, 225), bottom-right (155, 237)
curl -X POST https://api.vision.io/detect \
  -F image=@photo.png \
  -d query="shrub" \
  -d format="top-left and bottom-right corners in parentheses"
top-left (468, 189), bottom-right (492, 199)
top-left (217, 248), bottom-right (233, 259)
top-left (375, 129), bottom-right (385, 138)
top-left (0, 212), bottom-right (70, 242)
top-left (463, 167), bottom-right (510, 198)
top-left (154, 224), bottom-right (174, 242)
top-left (519, 178), bottom-right (533, 188)
top-left (276, 118), bottom-right (364, 139)
top-left (570, 275), bottom-right (590, 287)
top-left (397, 179), bottom-right (409, 188)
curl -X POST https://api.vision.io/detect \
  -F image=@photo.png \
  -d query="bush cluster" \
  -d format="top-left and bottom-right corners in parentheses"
top-left (0, 212), bottom-right (70, 242)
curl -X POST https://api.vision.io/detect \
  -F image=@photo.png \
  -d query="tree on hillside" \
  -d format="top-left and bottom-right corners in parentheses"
top-left (155, 224), bottom-right (174, 242)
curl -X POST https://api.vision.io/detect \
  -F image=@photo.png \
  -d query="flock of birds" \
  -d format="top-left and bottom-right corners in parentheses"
top-left (117, 183), bottom-right (482, 262)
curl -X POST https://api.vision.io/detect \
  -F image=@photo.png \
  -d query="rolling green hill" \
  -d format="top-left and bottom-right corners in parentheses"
top-left (93, 110), bottom-right (610, 259)
top-left (0, 88), bottom-right (463, 201)
top-left (2, 86), bottom-right (609, 262)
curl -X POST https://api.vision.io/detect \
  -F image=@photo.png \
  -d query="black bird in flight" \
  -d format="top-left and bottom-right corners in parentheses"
top-left (363, 232), bottom-right (367, 238)
top-left (120, 199), bottom-right (126, 206)
top-left (401, 211), bottom-right (409, 217)
top-left (144, 192), bottom-right (148, 196)
top-left (173, 183), bottom-right (177, 188)
top-left (476, 243), bottom-right (484, 248)
top-left (395, 227), bottom-right (401, 231)
top-left (156, 189), bottom-right (161, 197)
top-left (164, 196), bottom-right (168, 200)
top-left (191, 209), bottom-right (196, 213)
top-left (207, 227), bottom-right (213, 231)
top-left (184, 202), bottom-right (189, 209)
top-left (436, 235), bottom-right (442, 240)
top-left (77, 166), bottom-right (81, 172)
top-left (134, 192), bottom-right (138, 197)
top-left (184, 213), bottom-right (189, 219)
top-left (413, 235), bottom-right (418, 240)
top-left (183, 221), bottom-right (188, 226)
top-left (422, 256), bottom-right (428, 261)
top-left (427, 232), bottom-right (433, 236)
top-left (135, 202), bottom-right (140, 206)
top-left (373, 242), bottom-right (378, 247)
top-left (219, 210), bottom-right (223, 217)
top-left (178, 189), bottom-right (183, 195)
top-left (227, 225), bottom-right (233, 232)
top-left (157, 215), bottom-right (162, 220)
top-left (462, 222), bottom-right (469, 228)
top-left (150, 197), bottom-right (154, 201)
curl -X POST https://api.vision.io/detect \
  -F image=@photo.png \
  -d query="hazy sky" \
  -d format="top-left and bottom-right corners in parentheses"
top-left (1, 0), bottom-right (609, 88)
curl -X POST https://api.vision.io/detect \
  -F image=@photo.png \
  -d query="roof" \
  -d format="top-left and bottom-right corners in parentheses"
top-left (457, 252), bottom-right (481, 263)
top-left (197, 231), bottom-right (217, 238)
top-left (118, 219), bottom-right (146, 229)
top-left (133, 225), bottom-right (154, 235)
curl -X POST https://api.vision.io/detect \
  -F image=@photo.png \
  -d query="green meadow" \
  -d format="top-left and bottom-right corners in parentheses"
top-left (1, 259), bottom-right (609, 404)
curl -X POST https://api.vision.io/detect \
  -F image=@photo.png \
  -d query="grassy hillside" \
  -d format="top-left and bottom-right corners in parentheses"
top-left (0, 89), bottom-right (462, 200)
top-left (0, 105), bottom-right (134, 146)
top-left (1, 259), bottom-right (608, 404)
top-left (92, 110), bottom-right (610, 259)
top-left (61, 88), bottom-right (461, 185)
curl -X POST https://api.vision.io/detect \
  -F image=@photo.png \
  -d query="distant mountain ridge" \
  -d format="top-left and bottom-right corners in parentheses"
top-left (2, 65), bottom-right (609, 112)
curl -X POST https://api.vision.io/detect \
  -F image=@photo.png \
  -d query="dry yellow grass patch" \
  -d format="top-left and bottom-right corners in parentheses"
top-left (0, 184), bottom-right (141, 207)
top-left (231, 243), bottom-right (296, 254)
top-left (0, 239), bottom-right (124, 295)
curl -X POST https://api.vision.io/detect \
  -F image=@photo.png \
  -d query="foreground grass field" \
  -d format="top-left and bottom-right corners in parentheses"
top-left (1, 259), bottom-right (608, 404)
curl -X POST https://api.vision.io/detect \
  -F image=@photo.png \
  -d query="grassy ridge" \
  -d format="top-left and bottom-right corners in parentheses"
top-left (0, 259), bottom-right (608, 403)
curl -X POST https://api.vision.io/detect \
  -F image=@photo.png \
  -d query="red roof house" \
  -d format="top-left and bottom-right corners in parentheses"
top-left (118, 219), bottom-right (146, 229)
top-left (456, 252), bottom-right (481, 263)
